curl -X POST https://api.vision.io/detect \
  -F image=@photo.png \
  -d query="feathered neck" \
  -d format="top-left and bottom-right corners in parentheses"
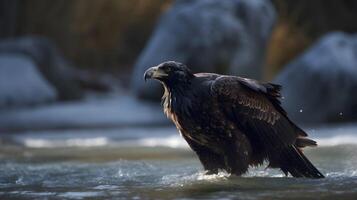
top-left (161, 79), bottom-right (193, 118)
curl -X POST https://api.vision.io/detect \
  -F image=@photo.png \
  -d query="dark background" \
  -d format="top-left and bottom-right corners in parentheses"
top-left (2, 1), bottom-right (356, 75)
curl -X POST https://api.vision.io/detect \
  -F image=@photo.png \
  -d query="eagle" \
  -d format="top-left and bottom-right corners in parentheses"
top-left (144, 61), bottom-right (324, 178)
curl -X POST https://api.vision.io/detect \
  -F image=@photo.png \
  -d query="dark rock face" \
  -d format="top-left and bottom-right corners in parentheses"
top-left (131, 0), bottom-right (276, 100)
top-left (0, 54), bottom-right (57, 109)
top-left (0, 37), bottom-right (84, 100)
top-left (275, 32), bottom-right (357, 124)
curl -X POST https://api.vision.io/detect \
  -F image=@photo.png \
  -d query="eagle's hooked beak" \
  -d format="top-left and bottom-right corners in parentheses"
top-left (144, 66), bottom-right (168, 82)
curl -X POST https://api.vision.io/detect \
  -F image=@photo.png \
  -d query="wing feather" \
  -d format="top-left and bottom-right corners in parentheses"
top-left (210, 75), bottom-right (324, 178)
top-left (211, 76), bottom-right (311, 154)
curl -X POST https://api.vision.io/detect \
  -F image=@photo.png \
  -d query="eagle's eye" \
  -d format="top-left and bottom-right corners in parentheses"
top-left (161, 65), bottom-right (171, 72)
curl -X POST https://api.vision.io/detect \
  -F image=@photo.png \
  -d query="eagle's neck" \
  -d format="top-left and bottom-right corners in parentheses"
top-left (162, 81), bottom-right (193, 120)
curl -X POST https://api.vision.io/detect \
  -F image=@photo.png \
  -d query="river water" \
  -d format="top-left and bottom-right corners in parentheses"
top-left (1, 125), bottom-right (357, 199)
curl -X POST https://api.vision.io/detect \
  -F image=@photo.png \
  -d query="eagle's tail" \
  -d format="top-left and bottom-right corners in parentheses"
top-left (279, 146), bottom-right (324, 178)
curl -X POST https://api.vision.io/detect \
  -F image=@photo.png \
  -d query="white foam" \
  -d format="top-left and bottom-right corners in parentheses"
top-left (137, 135), bottom-right (189, 149)
top-left (196, 171), bottom-right (230, 181)
top-left (161, 171), bottom-right (230, 187)
top-left (21, 134), bottom-right (357, 149)
top-left (93, 185), bottom-right (119, 190)
top-left (18, 127), bottom-right (357, 149)
top-left (23, 137), bottom-right (108, 148)
top-left (58, 191), bottom-right (103, 199)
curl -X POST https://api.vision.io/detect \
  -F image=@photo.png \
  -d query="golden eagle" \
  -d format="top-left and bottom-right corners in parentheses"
top-left (144, 61), bottom-right (324, 178)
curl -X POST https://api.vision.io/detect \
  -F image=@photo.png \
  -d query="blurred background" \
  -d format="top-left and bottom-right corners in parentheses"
top-left (1, 0), bottom-right (357, 128)
top-left (2, 0), bottom-right (357, 199)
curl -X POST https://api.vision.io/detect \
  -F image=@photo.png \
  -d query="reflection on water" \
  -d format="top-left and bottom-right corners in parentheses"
top-left (1, 125), bottom-right (357, 199)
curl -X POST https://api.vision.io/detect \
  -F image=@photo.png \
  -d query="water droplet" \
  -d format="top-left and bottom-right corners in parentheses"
top-left (15, 177), bottom-right (24, 185)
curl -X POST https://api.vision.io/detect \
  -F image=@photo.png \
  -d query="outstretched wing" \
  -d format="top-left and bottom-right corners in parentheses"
top-left (211, 76), bottom-right (323, 178)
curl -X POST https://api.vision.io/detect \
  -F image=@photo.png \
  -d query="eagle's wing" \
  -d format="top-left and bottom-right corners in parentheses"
top-left (211, 76), bottom-right (324, 178)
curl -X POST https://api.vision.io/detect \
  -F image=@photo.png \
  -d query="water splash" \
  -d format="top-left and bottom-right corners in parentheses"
top-left (161, 170), bottom-right (230, 187)
top-left (196, 171), bottom-right (231, 181)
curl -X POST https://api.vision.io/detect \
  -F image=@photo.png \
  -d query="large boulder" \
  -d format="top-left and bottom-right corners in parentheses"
top-left (0, 54), bottom-right (57, 109)
top-left (0, 37), bottom-right (84, 100)
top-left (275, 32), bottom-right (357, 124)
top-left (131, 0), bottom-right (276, 100)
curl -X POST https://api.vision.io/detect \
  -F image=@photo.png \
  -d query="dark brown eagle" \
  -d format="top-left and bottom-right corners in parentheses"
top-left (144, 61), bottom-right (324, 178)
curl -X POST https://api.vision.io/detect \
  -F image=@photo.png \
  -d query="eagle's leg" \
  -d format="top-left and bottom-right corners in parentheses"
top-left (182, 135), bottom-right (225, 174)
top-left (224, 133), bottom-right (252, 176)
top-left (197, 149), bottom-right (226, 175)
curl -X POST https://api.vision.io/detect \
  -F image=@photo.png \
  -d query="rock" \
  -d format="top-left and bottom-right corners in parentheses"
top-left (131, 0), bottom-right (276, 100)
top-left (0, 36), bottom-right (84, 100)
top-left (274, 32), bottom-right (357, 124)
top-left (0, 54), bottom-right (57, 109)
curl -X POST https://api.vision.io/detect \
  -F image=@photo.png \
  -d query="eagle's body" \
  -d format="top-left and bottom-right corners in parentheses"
top-left (144, 61), bottom-right (324, 178)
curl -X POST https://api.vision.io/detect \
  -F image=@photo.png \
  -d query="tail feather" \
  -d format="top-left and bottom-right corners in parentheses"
top-left (296, 137), bottom-right (317, 148)
top-left (279, 146), bottom-right (324, 178)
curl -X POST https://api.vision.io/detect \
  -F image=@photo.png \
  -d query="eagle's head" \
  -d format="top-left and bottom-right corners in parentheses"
top-left (144, 61), bottom-right (194, 86)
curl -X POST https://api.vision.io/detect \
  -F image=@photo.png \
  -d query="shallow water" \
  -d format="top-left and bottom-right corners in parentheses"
top-left (1, 125), bottom-right (357, 199)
